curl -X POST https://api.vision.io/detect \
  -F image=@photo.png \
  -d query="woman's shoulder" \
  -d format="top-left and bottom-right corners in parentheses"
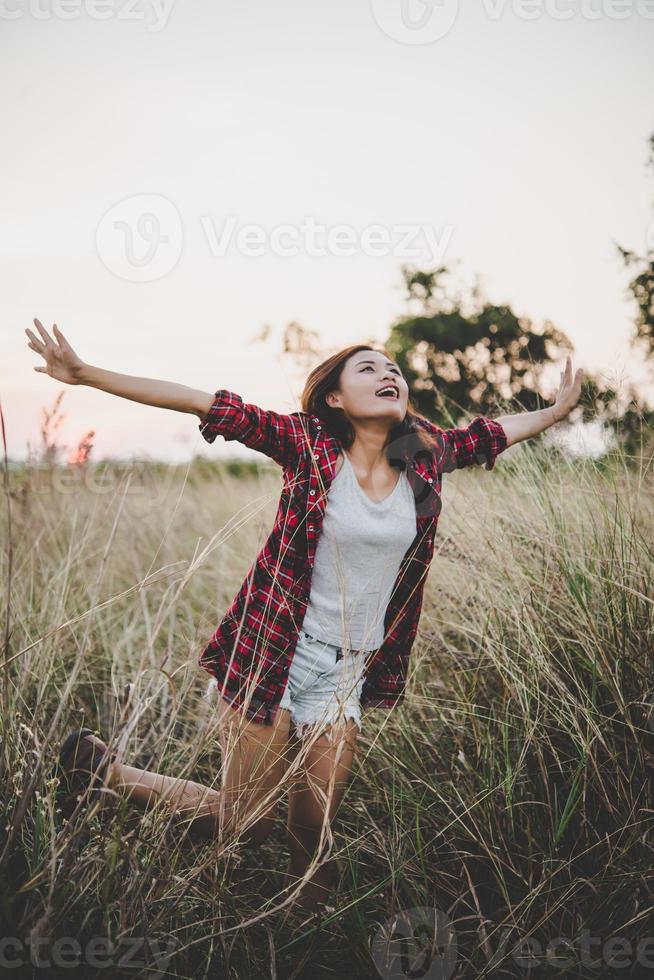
top-left (279, 412), bottom-right (341, 470)
top-left (294, 411), bottom-right (340, 443)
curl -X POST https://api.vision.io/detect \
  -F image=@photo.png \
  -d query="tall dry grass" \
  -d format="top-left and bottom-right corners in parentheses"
top-left (1, 429), bottom-right (653, 979)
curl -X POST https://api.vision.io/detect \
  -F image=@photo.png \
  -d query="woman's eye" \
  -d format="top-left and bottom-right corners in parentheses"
top-left (361, 365), bottom-right (401, 375)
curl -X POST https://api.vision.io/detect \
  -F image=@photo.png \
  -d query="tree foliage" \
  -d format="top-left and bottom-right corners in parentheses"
top-left (386, 265), bottom-right (576, 426)
top-left (617, 130), bottom-right (654, 363)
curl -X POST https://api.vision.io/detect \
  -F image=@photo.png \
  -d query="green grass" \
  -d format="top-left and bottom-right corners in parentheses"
top-left (1, 438), bottom-right (653, 979)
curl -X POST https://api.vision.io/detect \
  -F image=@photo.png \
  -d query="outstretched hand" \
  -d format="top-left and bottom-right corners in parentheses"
top-left (26, 319), bottom-right (86, 386)
top-left (552, 355), bottom-right (584, 422)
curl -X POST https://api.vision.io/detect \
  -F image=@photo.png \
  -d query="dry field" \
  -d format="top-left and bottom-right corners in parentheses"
top-left (1, 436), bottom-right (653, 979)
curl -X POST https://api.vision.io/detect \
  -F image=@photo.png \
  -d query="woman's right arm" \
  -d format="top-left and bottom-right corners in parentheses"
top-left (26, 318), bottom-right (213, 419)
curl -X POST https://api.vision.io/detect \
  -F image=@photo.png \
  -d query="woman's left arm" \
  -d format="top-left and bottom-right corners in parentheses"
top-left (496, 356), bottom-right (584, 448)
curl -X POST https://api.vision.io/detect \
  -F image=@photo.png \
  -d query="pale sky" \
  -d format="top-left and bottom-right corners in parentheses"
top-left (2, 0), bottom-right (653, 463)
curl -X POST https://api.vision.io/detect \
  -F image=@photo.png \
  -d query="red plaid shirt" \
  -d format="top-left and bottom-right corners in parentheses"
top-left (198, 389), bottom-right (508, 726)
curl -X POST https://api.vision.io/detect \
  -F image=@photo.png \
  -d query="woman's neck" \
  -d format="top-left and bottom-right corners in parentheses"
top-left (347, 419), bottom-right (389, 470)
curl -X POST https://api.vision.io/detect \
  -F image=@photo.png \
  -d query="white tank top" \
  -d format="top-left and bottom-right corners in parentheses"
top-left (301, 451), bottom-right (417, 651)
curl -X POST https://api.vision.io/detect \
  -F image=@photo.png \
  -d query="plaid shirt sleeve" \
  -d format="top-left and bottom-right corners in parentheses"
top-left (198, 389), bottom-right (306, 468)
top-left (433, 416), bottom-right (508, 473)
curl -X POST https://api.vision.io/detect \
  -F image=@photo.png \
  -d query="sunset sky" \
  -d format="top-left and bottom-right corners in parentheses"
top-left (2, 1), bottom-right (653, 463)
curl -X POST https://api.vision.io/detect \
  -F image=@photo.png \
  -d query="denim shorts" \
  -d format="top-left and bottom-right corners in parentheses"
top-left (278, 629), bottom-right (367, 742)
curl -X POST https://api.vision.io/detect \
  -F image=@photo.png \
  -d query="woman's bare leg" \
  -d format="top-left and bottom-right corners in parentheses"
top-left (284, 717), bottom-right (359, 910)
top-left (214, 698), bottom-right (295, 845)
top-left (103, 700), bottom-right (294, 843)
top-left (106, 761), bottom-right (223, 839)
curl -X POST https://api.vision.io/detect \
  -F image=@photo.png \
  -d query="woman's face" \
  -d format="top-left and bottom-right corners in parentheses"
top-left (326, 350), bottom-right (408, 425)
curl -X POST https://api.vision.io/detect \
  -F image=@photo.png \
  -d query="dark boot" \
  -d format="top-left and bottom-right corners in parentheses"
top-left (54, 727), bottom-right (116, 822)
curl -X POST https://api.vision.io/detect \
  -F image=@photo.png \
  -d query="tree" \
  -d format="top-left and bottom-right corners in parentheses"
top-left (386, 265), bottom-right (577, 426)
top-left (616, 130), bottom-right (654, 364)
top-left (280, 320), bottom-right (324, 375)
top-left (387, 263), bottom-right (654, 459)
top-left (610, 129), bottom-right (654, 455)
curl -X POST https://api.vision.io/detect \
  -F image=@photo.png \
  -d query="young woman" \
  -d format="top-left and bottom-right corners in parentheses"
top-left (27, 318), bottom-right (583, 914)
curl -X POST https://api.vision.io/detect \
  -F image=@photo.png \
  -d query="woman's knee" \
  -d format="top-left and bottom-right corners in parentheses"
top-left (286, 806), bottom-right (333, 855)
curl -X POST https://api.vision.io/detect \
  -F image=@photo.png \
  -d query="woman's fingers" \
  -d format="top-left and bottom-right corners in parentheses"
top-left (52, 324), bottom-right (72, 352)
top-left (559, 357), bottom-right (576, 391)
top-left (575, 369), bottom-right (583, 398)
top-left (25, 327), bottom-right (45, 350)
top-left (33, 318), bottom-right (57, 350)
top-left (25, 331), bottom-right (43, 352)
top-left (33, 318), bottom-right (51, 344)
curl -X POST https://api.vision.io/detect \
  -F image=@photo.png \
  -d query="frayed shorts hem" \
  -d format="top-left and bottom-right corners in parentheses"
top-left (278, 700), bottom-right (363, 743)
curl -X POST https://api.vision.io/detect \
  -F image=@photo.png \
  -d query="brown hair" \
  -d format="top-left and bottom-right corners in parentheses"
top-left (300, 344), bottom-right (440, 467)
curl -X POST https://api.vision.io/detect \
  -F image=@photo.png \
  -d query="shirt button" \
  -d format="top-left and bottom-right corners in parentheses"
top-left (308, 524), bottom-right (314, 530)
top-left (427, 477), bottom-right (433, 483)
top-left (309, 489), bottom-right (316, 495)
top-left (314, 453), bottom-right (319, 459)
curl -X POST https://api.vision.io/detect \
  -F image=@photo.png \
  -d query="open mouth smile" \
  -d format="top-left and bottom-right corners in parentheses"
top-left (375, 384), bottom-right (399, 399)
